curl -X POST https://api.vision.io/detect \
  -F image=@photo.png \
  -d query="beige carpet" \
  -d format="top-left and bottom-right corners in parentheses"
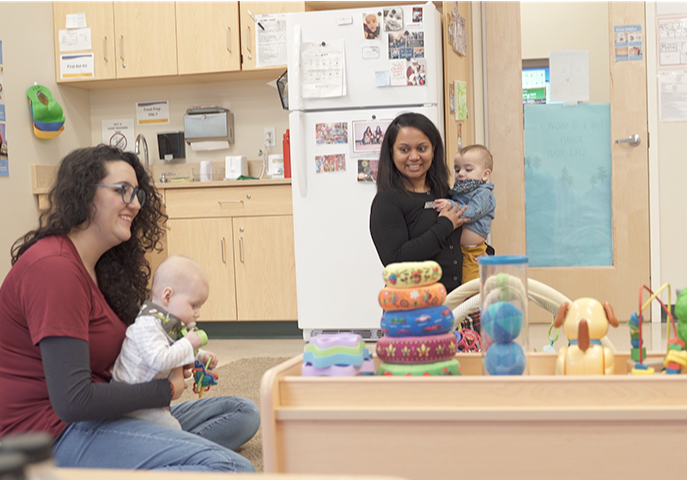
top-left (173, 356), bottom-right (292, 472)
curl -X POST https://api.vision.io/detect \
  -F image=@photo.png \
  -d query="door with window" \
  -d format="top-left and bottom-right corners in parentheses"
top-left (485, 2), bottom-right (649, 322)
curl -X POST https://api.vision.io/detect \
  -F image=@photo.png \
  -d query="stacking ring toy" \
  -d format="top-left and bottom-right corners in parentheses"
top-left (382, 261), bottom-right (442, 288)
top-left (376, 332), bottom-right (457, 364)
top-left (381, 305), bottom-right (454, 337)
top-left (377, 358), bottom-right (461, 376)
top-left (378, 283), bottom-right (447, 311)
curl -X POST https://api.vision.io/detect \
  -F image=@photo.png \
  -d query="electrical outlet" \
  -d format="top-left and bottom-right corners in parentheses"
top-left (264, 127), bottom-right (276, 147)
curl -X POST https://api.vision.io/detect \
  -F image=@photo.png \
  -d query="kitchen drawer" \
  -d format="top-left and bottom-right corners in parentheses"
top-left (165, 185), bottom-right (292, 219)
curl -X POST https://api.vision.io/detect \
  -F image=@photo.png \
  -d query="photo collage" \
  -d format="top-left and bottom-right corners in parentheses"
top-left (362, 6), bottom-right (427, 87)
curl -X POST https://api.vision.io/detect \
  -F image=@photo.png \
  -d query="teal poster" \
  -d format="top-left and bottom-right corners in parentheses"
top-left (524, 103), bottom-right (612, 267)
top-left (0, 40), bottom-right (6, 177)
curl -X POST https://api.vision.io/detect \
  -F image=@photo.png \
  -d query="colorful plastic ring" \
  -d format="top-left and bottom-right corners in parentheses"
top-left (380, 305), bottom-right (454, 337)
top-left (377, 358), bottom-right (461, 376)
top-left (382, 261), bottom-right (442, 288)
top-left (303, 348), bottom-right (372, 368)
top-left (376, 332), bottom-right (457, 364)
top-left (302, 357), bottom-right (376, 376)
top-left (378, 283), bottom-right (447, 311)
top-left (308, 332), bottom-right (363, 349)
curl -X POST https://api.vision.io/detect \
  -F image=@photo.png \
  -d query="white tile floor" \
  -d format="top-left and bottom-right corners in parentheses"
top-left (207, 322), bottom-right (669, 368)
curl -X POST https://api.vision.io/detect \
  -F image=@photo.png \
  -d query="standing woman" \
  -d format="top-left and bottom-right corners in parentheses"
top-left (0, 145), bottom-right (259, 472)
top-left (370, 112), bottom-right (468, 293)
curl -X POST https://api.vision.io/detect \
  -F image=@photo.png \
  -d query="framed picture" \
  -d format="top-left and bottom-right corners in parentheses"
top-left (352, 118), bottom-right (392, 153)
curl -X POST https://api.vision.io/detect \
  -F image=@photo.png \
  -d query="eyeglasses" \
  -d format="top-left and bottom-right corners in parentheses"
top-left (94, 183), bottom-right (146, 207)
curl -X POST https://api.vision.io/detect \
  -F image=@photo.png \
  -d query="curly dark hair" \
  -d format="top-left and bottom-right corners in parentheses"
top-left (11, 144), bottom-right (167, 325)
top-left (375, 112), bottom-right (450, 197)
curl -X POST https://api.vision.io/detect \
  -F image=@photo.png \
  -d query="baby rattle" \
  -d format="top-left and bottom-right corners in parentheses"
top-left (179, 326), bottom-right (218, 398)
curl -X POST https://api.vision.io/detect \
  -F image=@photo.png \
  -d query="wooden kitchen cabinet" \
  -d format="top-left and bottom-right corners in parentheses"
top-left (163, 183), bottom-right (297, 322)
top-left (166, 217), bottom-right (238, 321)
top-left (53, 2), bottom-right (117, 82)
top-left (53, 1), bottom-right (177, 83)
top-left (238, 2), bottom-right (305, 71)
top-left (233, 215), bottom-right (298, 320)
top-left (112, 2), bottom-right (177, 79)
top-left (176, 1), bottom-right (241, 75)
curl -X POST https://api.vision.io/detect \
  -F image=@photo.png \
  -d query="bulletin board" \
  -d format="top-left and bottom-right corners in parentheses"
top-left (442, 1), bottom-right (473, 167)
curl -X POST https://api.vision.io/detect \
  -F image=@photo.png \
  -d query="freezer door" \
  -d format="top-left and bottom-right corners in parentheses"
top-left (290, 105), bottom-right (441, 331)
top-left (287, 2), bottom-right (443, 112)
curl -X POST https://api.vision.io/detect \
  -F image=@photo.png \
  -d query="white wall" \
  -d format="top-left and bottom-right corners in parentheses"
top-left (0, 2), bottom-right (91, 279)
top-left (652, 2), bottom-right (687, 293)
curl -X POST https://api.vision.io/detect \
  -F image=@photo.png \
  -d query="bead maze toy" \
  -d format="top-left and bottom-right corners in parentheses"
top-left (629, 284), bottom-right (685, 375)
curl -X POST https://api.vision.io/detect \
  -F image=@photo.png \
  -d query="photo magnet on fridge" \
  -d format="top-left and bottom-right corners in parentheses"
top-left (316, 122), bottom-right (348, 144)
top-left (383, 7), bottom-right (404, 32)
top-left (363, 12), bottom-right (381, 40)
top-left (352, 119), bottom-right (391, 153)
top-left (315, 153), bottom-right (346, 173)
top-left (357, 159), bottom-right (379, 183)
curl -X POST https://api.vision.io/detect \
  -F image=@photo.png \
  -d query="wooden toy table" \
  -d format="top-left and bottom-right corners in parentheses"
top-left (260, 352), bottom-right (686, 480)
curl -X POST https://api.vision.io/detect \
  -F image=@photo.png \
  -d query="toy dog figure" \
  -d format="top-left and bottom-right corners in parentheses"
top-left (554, 298), bottom-right (619, 375)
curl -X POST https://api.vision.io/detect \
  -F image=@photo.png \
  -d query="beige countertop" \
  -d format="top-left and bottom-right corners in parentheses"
top-left (155, 178), bottom-right (291, 189)
top-left (31, 164), bottom-right (290, 194)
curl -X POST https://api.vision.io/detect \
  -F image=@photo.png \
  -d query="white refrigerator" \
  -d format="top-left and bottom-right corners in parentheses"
top-left (286, 2), bottom-right (444, 340)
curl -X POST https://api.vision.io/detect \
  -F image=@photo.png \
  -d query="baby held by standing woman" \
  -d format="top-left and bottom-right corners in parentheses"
top-left (434, 144), bottom-right (496, 283)
top-left (369, 112), bottom-right (469, 294)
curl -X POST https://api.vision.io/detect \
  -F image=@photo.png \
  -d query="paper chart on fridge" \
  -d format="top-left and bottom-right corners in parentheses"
top-left (300, 39), bottom-right (346, 99)
top-left (255, 13), bottom-right (288, 68)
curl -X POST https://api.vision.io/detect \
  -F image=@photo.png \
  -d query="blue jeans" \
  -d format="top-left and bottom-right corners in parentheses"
top-left (53, 396), bottom-right (260, 472)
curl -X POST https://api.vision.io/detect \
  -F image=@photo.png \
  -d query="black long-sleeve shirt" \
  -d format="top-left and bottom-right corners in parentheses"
top-left (370, 189), bottom-right (463, 293)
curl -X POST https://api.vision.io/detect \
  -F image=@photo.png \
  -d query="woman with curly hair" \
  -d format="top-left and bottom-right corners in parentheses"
top-left (0, 145), bottom-right (259, 472)
top-left (369, 112), bottom-right (469, 294)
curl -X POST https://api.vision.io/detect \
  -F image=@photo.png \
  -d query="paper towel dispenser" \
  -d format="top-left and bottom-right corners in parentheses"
top-left (184, 106), bottom-right (234, 144)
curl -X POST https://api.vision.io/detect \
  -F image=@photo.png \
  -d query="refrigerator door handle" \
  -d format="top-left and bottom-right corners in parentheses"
top-left (291, 111), bottom-right (307, 198)
top-left (291, 25), bottom-right (302, 111)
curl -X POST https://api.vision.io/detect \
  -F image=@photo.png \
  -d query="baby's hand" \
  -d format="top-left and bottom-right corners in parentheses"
top-left (184, 331), bottom-right (203, 349)
top-left (433, 199), bottom-right (457, 212)
top-left (201, 351), bottom-right (219, 369)
top-left (433, 199), bottom-right (450, 212)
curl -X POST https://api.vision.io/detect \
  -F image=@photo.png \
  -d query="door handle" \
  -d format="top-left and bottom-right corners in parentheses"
top-left (220, 237), bottom-right (226, 263)
top-left (615, 134), bottom-right (640, 147)
top-left (239, 237), bottom-right (244, 263)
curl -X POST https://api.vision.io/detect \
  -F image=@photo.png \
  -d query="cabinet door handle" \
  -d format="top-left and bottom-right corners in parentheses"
top-left (220, 237), bottom-right (226, 263)
top-left (245, 25), bottom-right (252, 60)
top-left (239, 237), bottom-right (244, 263)
top-left (103, 36), bottom-right (107, 61)
top-left (218, 200), bottom-right (244, 205)
top-left (119, 35), bottom-right (124, 60)
top-left (226, 27), bottom-right (231, 52)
